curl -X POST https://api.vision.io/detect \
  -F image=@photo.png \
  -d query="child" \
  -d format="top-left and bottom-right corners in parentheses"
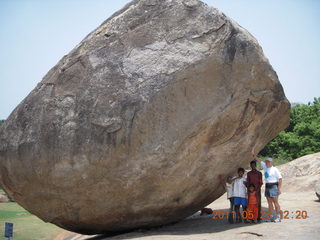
top-left (219, 175), bottom-right (235, 223)
top-left (247, 184), bottom-right (259, 223)
top-left (219, 175), bottom-right (236, 223)
top-left (233, 168), bottom-right (248, 223)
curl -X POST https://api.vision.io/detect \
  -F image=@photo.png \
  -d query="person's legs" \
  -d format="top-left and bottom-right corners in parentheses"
top-left (228, 198), bottom-right (235, 224)
top-left (229, 198), bottom-right (233, 212)
top-left (242, 205), bottom-right (249, 223)
top-left (233, 197), bottom-right (242, 223)
top-left (272, 197), bottom-right (281, 221)
top-left (234, 205), bottom-right (241, 223)
top-left (257, 189), bottom-right (261, 222)
top-left (266, 197), bottom-right (274, 221)
top-left (253, 204), bottom-right (259, 222)
top-left (241, 198), bottom-right (248, 223)
top-left (268, 184), bottom-right (281, 221)
top-left (272, 197), bottom-right (281, 213)
top-left (247, 204), bottom-right (252, 220)
top-left (266, 197), bottom-right (274, 212)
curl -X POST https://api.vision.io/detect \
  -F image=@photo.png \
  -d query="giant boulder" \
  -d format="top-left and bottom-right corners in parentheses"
top-left (0, 0), bottom-right (290, 234)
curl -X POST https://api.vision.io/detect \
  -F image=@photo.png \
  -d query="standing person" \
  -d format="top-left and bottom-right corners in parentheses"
top-left (246, 160), bottom-right (263, 222)
top-left (247, 184), bottom-right (259, 223)
top-left (219, 175), bottom-right (235, 223)
top-left (233, 168), bottom-right (248, 223)
top-left (252, 151), bottom-right (283, 222)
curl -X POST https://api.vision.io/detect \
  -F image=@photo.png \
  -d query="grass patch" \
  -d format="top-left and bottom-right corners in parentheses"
top-left (0, 202), bottom-right (63, 240)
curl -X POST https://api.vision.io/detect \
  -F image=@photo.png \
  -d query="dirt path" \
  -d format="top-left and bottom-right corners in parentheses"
top-left (54, 190), bottom-right (320, 240)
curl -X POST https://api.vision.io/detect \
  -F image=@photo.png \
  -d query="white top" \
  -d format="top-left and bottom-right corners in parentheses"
top-left (226, 182), bottom-right (233, 199)
top-left (232, 177), bottom-right (247, 198)
top-left (261, 161), bottom-right (282, 183)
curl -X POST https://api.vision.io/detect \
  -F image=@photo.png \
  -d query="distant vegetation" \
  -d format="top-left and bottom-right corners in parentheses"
top-left (261, 97), bottom-right (320, 162)
top-left (0, 119), bottom-right (4, 125)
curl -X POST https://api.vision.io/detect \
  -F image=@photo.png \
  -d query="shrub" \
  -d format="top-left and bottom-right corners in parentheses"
top-left (260, 97), bottom-right (320, 161)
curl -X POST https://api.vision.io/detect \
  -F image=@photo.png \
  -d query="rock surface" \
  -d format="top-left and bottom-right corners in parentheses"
top-left (276, 152), bottom-right (320, 194)
top-left (0, 193), bottom-right (9, 203)
top-left (277, 152), bottom-right (320, 178)
top-left (0, 0), bottom-right (290, 234)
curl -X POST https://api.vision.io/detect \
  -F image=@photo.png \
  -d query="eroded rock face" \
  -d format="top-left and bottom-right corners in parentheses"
top-left (0, 0), bottom-right (290, 234)
top-left (277, 153), bottom-right (320, 193)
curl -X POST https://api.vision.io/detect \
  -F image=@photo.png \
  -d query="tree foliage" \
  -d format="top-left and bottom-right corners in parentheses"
top-left (261, 97), bottom-right (320, 161)
top-left (0, 120), bottom-right (4, 126)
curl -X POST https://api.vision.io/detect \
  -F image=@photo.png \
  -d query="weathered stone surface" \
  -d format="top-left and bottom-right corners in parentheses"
top-left (0, 0), bottom-right (290, 234)
top-left (278, 152), bottom-right (320, 178)
top-left (277, 153), bottom-right (320, 193)
top-left (0, 193), bottom-right (9, 203)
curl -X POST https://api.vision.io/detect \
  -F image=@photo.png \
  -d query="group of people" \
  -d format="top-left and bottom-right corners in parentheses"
top-left (220, 150), bottom-right (283, 223)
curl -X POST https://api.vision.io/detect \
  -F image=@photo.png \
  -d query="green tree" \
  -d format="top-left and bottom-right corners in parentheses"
top-left (0, 119), bottom-right (4, 126)
top-left (261, 97), bottom-right (320, 161)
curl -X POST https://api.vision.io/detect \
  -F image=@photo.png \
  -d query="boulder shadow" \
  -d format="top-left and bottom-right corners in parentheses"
top-left (85, 207), bottom-right (271, 240)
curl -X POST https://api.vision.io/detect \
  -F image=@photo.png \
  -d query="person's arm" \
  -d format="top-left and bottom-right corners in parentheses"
top-left (252, 149), bottom-right (261, 162)
top-left (244, 174), bottom-right (250, 187)
top-left (252, 154), bottom-right (263, 164)
top-left (243, 178), bottom-right (248, 187)
top-left (252, 150), bottom-right (267, 170)
top-left (229, 176), bottom-right (240, 183)
top-left (253, 155), bottom-right (262, 163)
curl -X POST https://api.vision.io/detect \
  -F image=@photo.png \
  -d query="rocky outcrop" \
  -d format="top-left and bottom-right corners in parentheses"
top-left (277, 153), bottom-right (320, 193)
top-left (0, 0), bottom-right (290, 234)
top-left (277, 152), bottom-right (320, 178)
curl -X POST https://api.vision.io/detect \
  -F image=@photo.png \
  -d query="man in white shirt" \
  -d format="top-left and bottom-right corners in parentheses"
top-left (252, 151), bottom-right (283, 223)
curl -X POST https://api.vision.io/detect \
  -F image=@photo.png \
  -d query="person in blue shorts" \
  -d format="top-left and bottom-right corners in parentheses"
top-left (233, 167), bottom-right (248, 223)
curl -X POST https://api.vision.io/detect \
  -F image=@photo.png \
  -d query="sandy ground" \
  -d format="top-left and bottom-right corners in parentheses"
top-left (54, 190), bottom-right (320, 240)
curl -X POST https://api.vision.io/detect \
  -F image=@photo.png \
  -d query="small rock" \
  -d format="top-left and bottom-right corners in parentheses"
top-left (0, 193), bottom-right (9, 203)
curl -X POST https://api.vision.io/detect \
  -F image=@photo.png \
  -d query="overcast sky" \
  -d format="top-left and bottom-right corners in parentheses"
top-left (0, 0), bottom-right (319, 119)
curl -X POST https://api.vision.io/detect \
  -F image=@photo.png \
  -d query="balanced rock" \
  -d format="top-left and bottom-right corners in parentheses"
top-left (0, 0), bottom-right (290, 234)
